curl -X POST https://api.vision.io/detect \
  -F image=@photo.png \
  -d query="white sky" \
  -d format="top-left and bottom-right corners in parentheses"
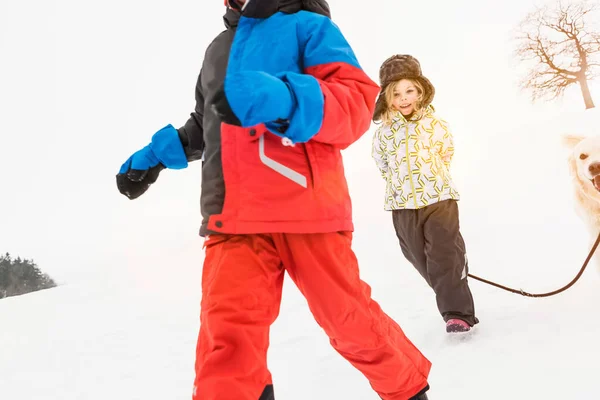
top-left (0, 0), bottom-right (599, 288)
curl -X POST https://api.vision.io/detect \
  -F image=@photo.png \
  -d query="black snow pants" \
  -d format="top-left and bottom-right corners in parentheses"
top-left (392, 199), bottom-right (478, 326)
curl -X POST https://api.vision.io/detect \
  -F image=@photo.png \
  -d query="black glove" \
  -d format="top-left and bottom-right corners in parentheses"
top-left (116, 124), bottom-right (188, 200)
top-left (116, 164), bottom-right (165, 200)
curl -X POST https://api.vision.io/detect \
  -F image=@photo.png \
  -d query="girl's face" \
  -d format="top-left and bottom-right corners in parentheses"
top-left (391, 79), bottom-right (420, 116)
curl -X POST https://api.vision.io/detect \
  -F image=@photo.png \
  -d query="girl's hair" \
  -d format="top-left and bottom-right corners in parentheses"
top-left (378, 78), bottom-right (426, 125)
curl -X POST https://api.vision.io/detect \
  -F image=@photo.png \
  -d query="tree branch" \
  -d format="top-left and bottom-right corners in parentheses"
top-left (514, 0), bottom-right (600, 103)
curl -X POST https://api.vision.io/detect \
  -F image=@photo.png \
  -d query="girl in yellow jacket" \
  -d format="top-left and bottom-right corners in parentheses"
top-left (372, 54), bottom-right (478, 333)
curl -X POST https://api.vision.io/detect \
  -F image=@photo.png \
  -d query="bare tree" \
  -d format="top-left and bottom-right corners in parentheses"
top-left (515, 0), bottom-right (600, 109)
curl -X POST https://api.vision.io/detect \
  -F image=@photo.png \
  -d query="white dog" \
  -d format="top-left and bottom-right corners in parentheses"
top-left (564, 135), bottom-right (600, 252)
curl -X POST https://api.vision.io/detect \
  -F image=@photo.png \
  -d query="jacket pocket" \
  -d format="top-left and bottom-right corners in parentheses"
top-left (305, 141), bottom-right (347, 193)
top-left (304, 141), bottom-right (322, 190)
top-left (302, 144), bottom-right (316, 189)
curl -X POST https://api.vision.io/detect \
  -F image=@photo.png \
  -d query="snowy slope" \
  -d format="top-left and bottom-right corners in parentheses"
top-left (1, 229), bottom-right (599, 400)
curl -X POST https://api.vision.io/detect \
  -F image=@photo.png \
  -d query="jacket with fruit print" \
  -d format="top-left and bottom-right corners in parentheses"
top-left (372, 106), bottom-right (460, 210)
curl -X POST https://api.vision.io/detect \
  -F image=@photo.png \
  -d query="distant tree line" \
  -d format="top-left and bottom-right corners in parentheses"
top-left (0, 253), bottom-right (56, 299)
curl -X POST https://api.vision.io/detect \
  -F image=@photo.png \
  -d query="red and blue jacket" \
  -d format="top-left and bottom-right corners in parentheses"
top-left (177, 0), bottom-right (379, 236)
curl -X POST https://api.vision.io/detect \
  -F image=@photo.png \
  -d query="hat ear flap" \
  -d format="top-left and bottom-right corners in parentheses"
top-left (373, 93), bottom-right (388, 122)
top-left (415, 76), bottom-right (435, 107)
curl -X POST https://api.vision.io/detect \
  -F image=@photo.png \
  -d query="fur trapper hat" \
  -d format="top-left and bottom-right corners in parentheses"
top-left (373, 54), bottom-right (435, 122)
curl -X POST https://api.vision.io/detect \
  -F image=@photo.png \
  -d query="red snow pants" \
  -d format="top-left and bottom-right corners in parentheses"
top-left (192, 232), bottom-right (431, 400)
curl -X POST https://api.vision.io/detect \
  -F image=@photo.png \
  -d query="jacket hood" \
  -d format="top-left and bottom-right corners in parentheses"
top-left (223, 0), bottom-right (330, 26)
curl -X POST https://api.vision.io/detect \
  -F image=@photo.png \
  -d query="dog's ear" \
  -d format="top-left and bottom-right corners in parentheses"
top-left (562, 134), bottom-right (586, 149)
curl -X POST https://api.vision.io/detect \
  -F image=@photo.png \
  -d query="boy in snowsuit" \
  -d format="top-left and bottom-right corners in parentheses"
top-left (116, 1), bottom-right (431, 399)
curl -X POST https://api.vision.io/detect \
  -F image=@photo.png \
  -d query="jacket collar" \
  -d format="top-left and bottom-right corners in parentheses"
top-left (223, 7), bottom-right (241, 28)
top-left (391, 105), bottom-right (436, 124)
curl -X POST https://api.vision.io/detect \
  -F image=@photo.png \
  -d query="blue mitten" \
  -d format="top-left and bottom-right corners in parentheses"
top-left (212, 71), bottom-right (297, 128)
top-left (116, 124), bottom-right (188, 199)
top-left (212, 70), bottom-right (324, 145)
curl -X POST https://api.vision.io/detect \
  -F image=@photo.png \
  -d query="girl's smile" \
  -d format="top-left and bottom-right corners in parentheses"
top-left (392, 79), bottom-right (420, 116)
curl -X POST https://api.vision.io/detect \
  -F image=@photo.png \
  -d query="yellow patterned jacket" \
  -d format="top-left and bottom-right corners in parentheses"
top-left (371, 106), bottom-right (460, 210)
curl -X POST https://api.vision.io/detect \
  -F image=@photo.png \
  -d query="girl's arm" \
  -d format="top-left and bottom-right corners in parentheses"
top-left (372, 125), bottom-right (389, 179)
top-left (435, 118), bottom-right (454, 168)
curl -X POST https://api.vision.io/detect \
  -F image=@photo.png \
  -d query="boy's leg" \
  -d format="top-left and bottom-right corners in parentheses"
top-left (422, 200), bottom-right (478, 326)
top-left (193, 234), bottom-right (284, 400)
top-left (274, 232), bottom-right (431, 400)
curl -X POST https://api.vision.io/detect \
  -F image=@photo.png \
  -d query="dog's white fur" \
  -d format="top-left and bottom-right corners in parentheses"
top-left (564, 135), bottom-right (600, 267)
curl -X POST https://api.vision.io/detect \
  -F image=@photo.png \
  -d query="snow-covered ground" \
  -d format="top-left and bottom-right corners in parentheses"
top-left (2, 0), bottom-right (600, 399)
top-left (1, 209), bottom-right (600, 399)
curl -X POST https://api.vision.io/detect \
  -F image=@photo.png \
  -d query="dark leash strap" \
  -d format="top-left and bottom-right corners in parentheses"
top-left (467, 231), bottom-right (600, 297)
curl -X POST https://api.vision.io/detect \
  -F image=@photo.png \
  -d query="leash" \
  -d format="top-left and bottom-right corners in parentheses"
top-left (467, 231), bottom-right (600, 297)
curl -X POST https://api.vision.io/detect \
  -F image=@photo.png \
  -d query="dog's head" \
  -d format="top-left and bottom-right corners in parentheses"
top-left (564, 134), bottom-right (600, 193)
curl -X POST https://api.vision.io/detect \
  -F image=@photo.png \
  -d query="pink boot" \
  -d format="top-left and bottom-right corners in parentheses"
top-left (446, 318), bottom-right (471, 333)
